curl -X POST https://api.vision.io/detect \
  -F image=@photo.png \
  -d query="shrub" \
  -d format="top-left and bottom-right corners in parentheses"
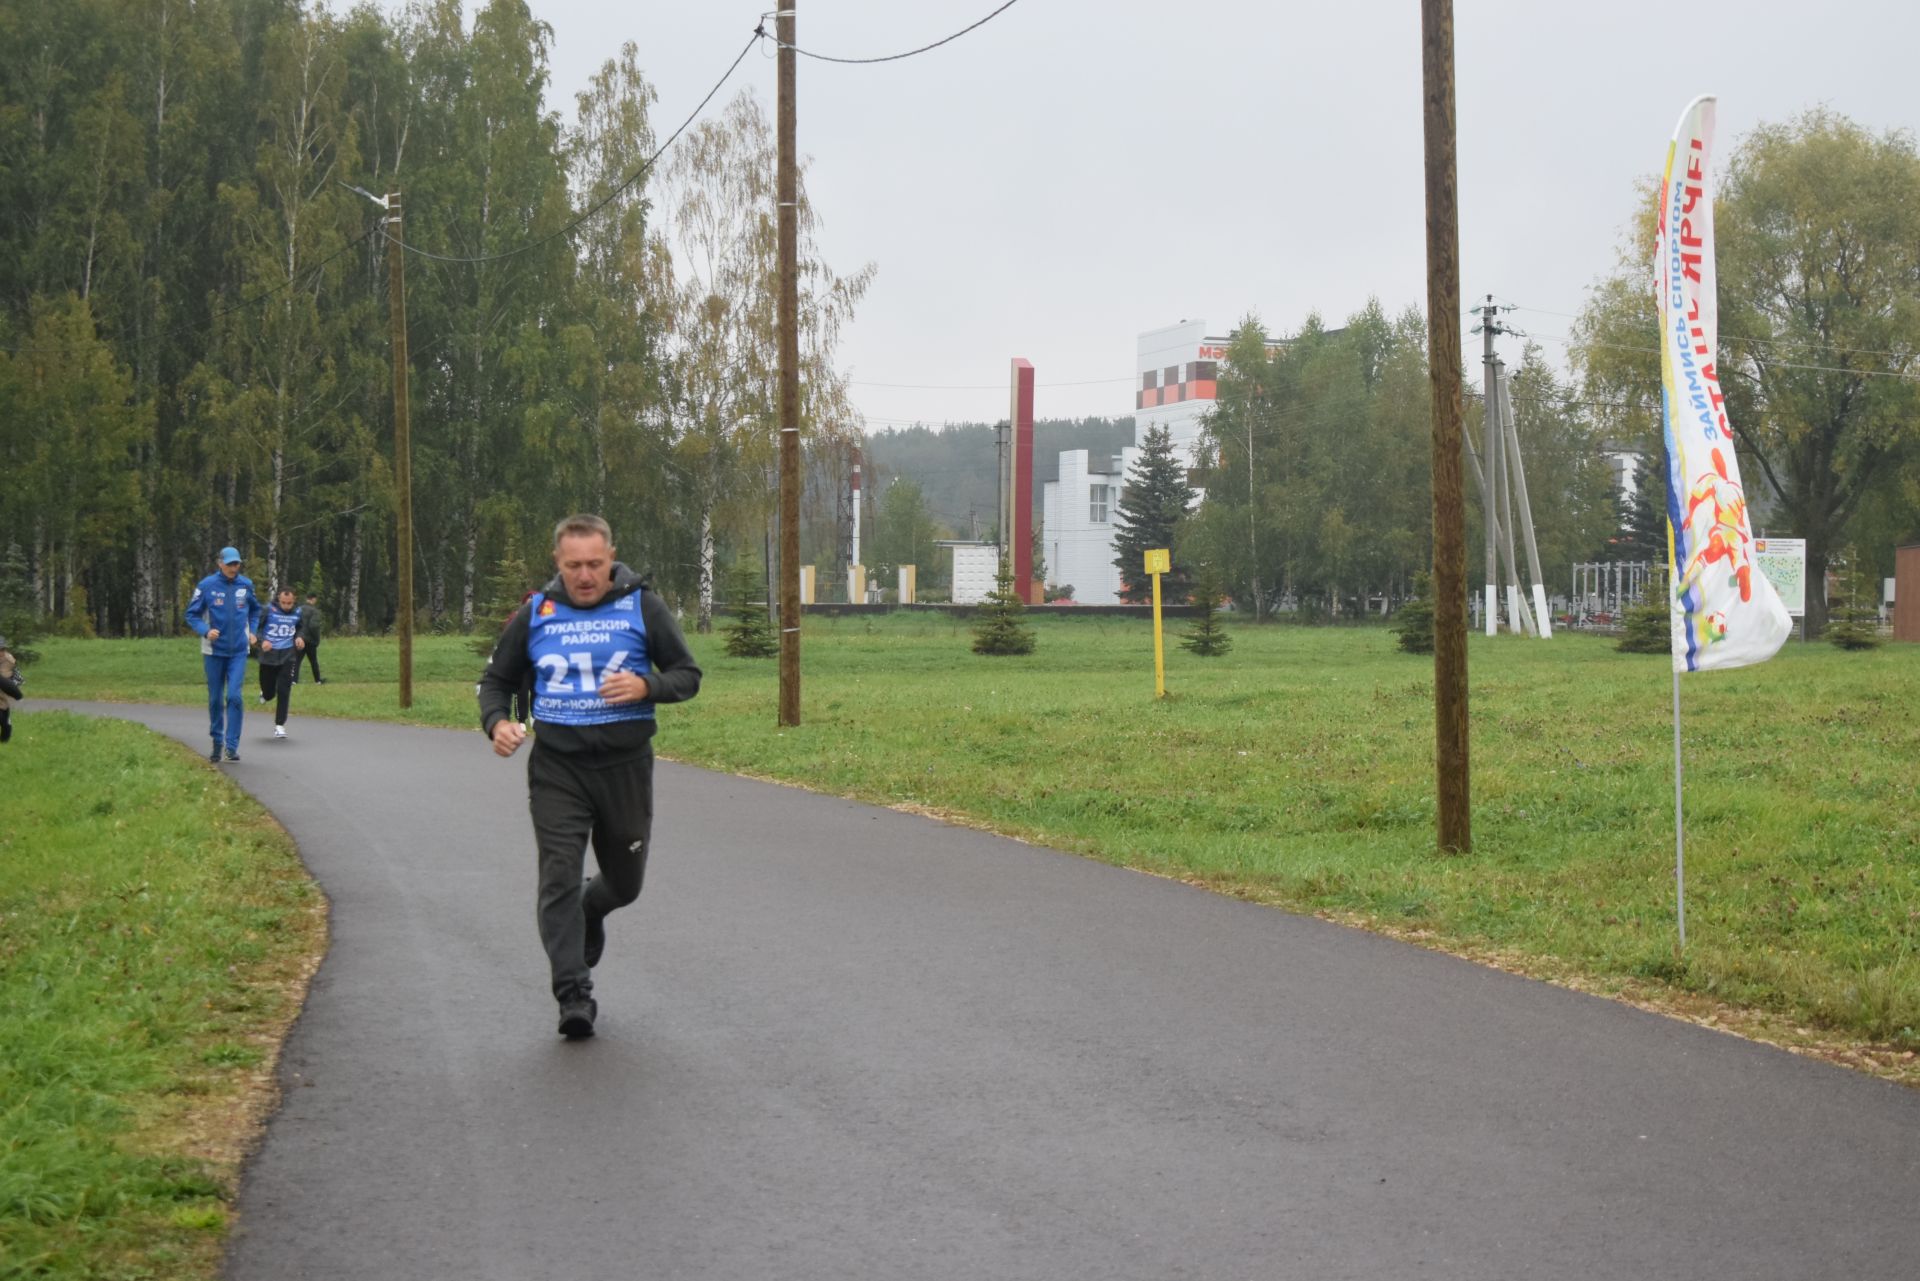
top-left (723, 557), bottom-right (779, 658)
top-left (1181, 564), bottom-right (1233, 657)
top-left (1825, 547), bottom-right (1883, 652)
top-left (971, 562), bottom-right (1036, 656)
top-left (1617, 567), bottom-right (1671, 654)
top-left (1390, 572), bottom-right (1435, 655)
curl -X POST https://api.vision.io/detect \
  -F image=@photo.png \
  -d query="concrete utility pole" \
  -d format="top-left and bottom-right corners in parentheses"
top-left (1422, 0), bottom-right (1471, 853)
top-left (1475, 299), bottom-right (1534, 635)
top-left (994, 419), bottom-right (1008, 567)
top-left (386, 192), bottom-right (414, 709)
top-left (1479, 297), bottom-right (1501, 635)
top-left (776, 1), bottom-right (801, 727)
top-left (1489, 370), bottom-right (1551, 637)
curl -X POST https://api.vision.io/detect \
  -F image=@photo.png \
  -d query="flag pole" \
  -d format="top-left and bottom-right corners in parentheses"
top-left (1671, 668), bottom-right (1687, 950)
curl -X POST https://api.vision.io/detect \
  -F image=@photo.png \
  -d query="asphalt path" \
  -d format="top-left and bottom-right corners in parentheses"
top-left (36, 700), bottom-right (1920, 1279)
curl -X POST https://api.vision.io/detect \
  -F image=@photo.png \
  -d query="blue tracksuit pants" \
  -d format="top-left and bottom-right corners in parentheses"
top-left (204, 653), bottom-right (248, 749)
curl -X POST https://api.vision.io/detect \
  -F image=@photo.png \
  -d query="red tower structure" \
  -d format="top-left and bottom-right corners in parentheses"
top-left (1007, 358), bottom-right (1038, 603)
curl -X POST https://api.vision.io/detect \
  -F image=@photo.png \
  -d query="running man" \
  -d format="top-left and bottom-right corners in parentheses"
top-left (186, 546), bottom-right (262, 762)
top-left (477, 515), bottom-right (702, 1039)
top-left (256, 586), bottom-right (310, 739)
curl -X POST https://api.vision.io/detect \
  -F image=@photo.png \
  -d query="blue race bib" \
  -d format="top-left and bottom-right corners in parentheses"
top-left (526, 591), bottom-right (652, 726)
top-left (263, 606), bottom-right (301, 649)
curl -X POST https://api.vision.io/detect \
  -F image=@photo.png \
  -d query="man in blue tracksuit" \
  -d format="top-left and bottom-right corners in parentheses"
top-left (186, 546), bottom-right (263, 762)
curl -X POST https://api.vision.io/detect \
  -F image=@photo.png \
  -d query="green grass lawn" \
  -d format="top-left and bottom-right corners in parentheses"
top-left (24, 615), bottom-right (1920, 1077)
top-left (0, 712), bottom-right (324, 1280)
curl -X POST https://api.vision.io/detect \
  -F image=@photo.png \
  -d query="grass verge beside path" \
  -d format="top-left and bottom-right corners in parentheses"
top-left (0, 713), bottom-right (325, 1281)
top-left (28, 618), bottom-right (1920, 1083)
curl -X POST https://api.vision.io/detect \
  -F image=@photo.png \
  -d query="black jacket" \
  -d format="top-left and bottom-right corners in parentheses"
top-left (477, 563), bottom-right (701, 758)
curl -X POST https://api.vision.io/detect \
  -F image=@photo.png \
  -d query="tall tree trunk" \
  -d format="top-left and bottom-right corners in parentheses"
top-left (33, 523), bottom-right (47, 614)
top-left (346, 511), bottom-right (363, 632)
top-left (697, 505), bottom-right (714, 633)
top-left (461, 518), bottom-right (477, 631)
top-left (268, 436), bottom-right (285, 591)
top-left (134, 515), bottom-right (160, 636)
top-left (1804, 526), bottom-right (1830, 639)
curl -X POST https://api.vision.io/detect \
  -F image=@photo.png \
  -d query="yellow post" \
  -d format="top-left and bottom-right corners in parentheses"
top-left (1145, 548), bottom-right (1170, 698)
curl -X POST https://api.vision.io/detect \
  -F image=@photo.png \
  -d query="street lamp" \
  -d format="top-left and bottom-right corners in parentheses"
top-left (344, 181), bottom-right (414, 708)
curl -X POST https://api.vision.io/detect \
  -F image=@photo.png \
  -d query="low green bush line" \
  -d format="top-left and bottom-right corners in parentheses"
top-left (27, 619), bottom-right (1920, 1059)
top-left (0, 713), bottom-right (323, 1281)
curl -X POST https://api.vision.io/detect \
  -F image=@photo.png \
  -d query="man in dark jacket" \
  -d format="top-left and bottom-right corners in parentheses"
top-left (185, 547), bottom-right (262, 762)
top-left (477, 514), bottom-right (702, 1039)
top-left (298, 592), bottom-right (326, 683)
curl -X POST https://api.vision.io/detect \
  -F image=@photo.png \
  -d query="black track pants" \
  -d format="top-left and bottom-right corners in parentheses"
top-left (526, 740), bottom-right (654, 1003)
top-left (258, 660), bottom-right (294, 724)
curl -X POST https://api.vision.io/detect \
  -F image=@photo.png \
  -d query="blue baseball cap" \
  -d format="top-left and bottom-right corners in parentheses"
top-left (219, 546), bottom-right (242, 565)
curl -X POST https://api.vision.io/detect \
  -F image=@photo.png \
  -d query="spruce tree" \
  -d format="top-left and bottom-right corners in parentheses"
top-left (1824, 547), bottom-right (1884, 651)
top-left (0, 544), bottom-right (41, 664)
top-left (1617, 567), bottom-right (1672, 654)
top-left (1181, 563), bottom-right (1233, 657)
top-left (724, 557), bottom-right (779, 658)
top-left (971, 561), bottom-right (1037, 656)
top-left (1112, 426), bottom-right (1195, 604)
top-left (1615, 445), bottom-right (1669, 564)
top-left (1390, 572), bottom-right (1436, 655)
top-left (472, 550), bottom-right (537, 660)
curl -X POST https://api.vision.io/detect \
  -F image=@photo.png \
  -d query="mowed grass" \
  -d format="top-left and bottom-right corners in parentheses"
top-left (29, 616), bottom-right (1920, 1073)
top-left (0, 713), bottom-right (325, 1280)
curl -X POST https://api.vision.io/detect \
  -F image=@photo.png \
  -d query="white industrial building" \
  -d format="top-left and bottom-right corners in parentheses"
top-left (1042, 319), bottom-right (1247, 604)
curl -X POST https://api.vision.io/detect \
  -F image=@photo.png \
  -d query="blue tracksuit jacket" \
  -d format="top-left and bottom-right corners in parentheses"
top-left (185, 572), bottom-right (264, 656)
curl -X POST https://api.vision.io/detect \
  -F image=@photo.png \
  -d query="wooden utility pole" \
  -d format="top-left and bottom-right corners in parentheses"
top-left (1421, 0), bottom-right (1470, 852)
top-left (387, 192), bottom-right (414, 710)
top-left (776, 2), bottom-right (801, 726)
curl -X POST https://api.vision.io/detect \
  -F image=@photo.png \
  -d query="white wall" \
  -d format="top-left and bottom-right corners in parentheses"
top-left (950, 544), bottom-right (999, 605)
top-left (1043, 450), bottom-right (1128, 604)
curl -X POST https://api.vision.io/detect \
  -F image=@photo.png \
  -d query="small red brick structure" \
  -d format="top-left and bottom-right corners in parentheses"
top-left (1895, 544), bottom-right (1920, 642)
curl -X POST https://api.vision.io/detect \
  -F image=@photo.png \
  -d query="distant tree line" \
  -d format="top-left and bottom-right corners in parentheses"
top-left (0, 0), bottom-right (869, 640)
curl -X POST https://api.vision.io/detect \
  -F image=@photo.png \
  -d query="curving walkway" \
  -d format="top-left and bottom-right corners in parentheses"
top-left (38, 701), bottom-right (1920, 1280)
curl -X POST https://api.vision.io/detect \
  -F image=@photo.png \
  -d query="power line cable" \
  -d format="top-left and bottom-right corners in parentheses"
top-left (1501, 299), bottom-right (1920, 365)
top-left (387, 29), bottom-right (762, 266)
top-left (852, 374), bottom-right (1134, 390)
top-left (776, 0), bottom-right (1021, 65)
top-left (1527, 331), bottom-right (1920, 381)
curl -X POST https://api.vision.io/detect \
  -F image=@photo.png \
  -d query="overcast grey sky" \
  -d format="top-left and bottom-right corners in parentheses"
top-left (483, 1), bottom-right (1920, 430)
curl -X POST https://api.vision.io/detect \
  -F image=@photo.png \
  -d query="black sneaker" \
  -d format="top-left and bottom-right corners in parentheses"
top-left (225, 747), bottom-right (241, 762)
top-left (557, 997), bottom-right (597, 1039)
top-left (210, 742), bottom-right (222, 762)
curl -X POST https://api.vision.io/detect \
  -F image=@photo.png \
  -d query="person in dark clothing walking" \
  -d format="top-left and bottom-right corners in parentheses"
top-left (477, 514), bottom-right (702, 1039)
top-left (298, 593), bottom-right (326, 683)
top-left (186, 546), bottom-right (262, 762)
top-left (0, 634), bottom-right (22, 744)
top-left (256, 587), bottom-right (310, 739)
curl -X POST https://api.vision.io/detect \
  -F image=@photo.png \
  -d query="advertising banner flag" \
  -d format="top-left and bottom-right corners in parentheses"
top-left (1657, 95), bottom-right (1792, 672)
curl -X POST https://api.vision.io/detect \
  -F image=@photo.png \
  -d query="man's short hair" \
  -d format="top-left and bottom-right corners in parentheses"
top-left (553, 514), bottom-right (614, 551)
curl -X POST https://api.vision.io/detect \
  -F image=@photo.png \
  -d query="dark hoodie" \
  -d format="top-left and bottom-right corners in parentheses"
top-left (477, 563), bottom-right (701, 759)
